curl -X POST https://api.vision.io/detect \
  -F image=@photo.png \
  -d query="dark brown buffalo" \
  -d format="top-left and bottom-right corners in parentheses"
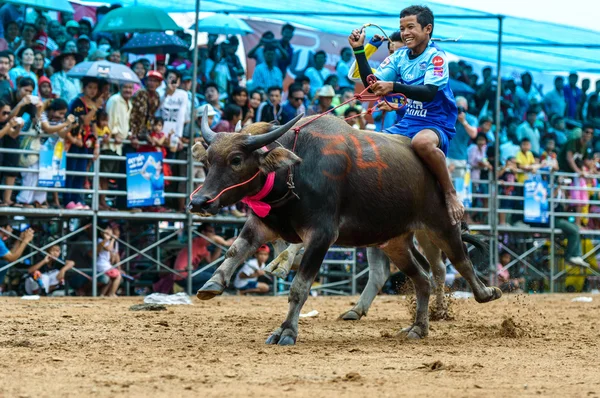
top-left (189, 110), bottom-right (501, 345)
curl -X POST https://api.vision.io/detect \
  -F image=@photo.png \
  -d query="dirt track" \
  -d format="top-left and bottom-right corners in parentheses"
top-left (1, 294), bottom-right (599, 397)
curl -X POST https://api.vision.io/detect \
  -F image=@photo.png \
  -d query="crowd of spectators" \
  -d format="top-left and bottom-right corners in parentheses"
top-left (0, 3), bottom-right (598, 295)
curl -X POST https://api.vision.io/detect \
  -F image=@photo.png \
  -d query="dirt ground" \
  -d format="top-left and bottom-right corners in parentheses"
top-left (1, 294), bottom-right (599, 398)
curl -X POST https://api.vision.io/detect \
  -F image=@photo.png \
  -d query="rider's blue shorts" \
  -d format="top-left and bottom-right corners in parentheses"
top-left (384, 123), bottom-right (453, 155)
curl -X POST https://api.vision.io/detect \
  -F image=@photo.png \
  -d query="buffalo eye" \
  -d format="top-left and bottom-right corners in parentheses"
top-left (230, 156), bottom-right (243, 167)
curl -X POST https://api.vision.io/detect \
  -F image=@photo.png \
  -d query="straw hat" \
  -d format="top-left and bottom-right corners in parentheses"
top-left (317, 85), bottom-right (335, 98)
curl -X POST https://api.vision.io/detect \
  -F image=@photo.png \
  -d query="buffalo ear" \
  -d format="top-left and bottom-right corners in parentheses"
top-left (191, 142), bottom-right (207, 162)
top-left (258, 147), bottom-right (302, 174)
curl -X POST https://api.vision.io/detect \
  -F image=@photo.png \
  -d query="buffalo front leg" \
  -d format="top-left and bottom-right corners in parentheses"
top-left (339, 247), bottom-right (390, 321)
top-left (196, 217), bottom-right (278, 300)
top-left (266, 232), bottom-right (335, 346)
top-left (264, 242), bottom-right (303, 279)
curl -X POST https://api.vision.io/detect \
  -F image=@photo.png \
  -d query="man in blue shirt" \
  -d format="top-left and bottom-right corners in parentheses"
top-left (0, 217), bottom-right (35, 293)
top-left (447, 96), bottom-right (478, 178)
top-left (350, 5), bottom-right (463, 225)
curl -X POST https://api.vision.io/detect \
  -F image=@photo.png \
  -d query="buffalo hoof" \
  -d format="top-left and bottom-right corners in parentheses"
top-left (397, 324), bottom-right (428, 340)
top-left (338, 309), bottom-right (363, 321)
top-left (474, 286), bottom-right (503, 304)
top-left (265, 327), bottom-right (297, 346)
top-left (196, 281), bottom-right (225, 300)
top-left (264, 255), bottom-right (291, 279)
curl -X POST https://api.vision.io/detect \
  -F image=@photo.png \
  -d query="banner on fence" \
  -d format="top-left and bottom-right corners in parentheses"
top-left (524, 175), bottom-right (549, 224)
top-left (126, 152), bottom-right (164, 208)
top-left (38, 138), bottom-right (66, 187)
top-left (454, 169), bottom-right (472, 208)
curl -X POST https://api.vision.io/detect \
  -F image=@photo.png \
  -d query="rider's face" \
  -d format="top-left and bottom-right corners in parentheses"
top-left (400, 15), bottom-right (431, 51)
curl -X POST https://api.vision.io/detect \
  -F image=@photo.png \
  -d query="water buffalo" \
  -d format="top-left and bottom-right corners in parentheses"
top-left (189, 110), bottom-right (501, 345)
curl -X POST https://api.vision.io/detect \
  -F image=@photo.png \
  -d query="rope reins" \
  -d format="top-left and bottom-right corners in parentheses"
top-left (190, 74), bottom-right (407, 206)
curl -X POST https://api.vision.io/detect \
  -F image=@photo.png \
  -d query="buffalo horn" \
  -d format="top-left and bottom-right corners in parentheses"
top-left (244, 113), bottom-right (304, 151)
top-left (200, 106), bottom-right (217, 144)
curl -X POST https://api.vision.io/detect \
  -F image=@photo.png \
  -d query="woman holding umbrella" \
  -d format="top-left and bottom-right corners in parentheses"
top-left (50, 51), bottom-right (83, 103)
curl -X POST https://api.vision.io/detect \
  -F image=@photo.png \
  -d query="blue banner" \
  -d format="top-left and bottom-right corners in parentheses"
top-left (126, 152), bottom-right (165, 208)
top-left (454, 169), bottom-right (472, 208)
top-left (524, 176), bottom-right (549, 224)
top-left (38, 138), bottom-right (66, 187)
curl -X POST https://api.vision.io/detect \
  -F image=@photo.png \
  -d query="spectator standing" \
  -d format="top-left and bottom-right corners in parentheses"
top-left (129, 70), bottom-right (162, 140)
top-left (251, 45), bottom-right (283, 92)
top-left (475, 66), bottom-right (497, 112)
top-left (102, 83), bottom-right (133, 210)
top-left (578, 78), bottom-right (591, 121)
top-left (517, 108), bottom-right (541, 156)
top-left (64, 77), bottom-right (102, 209)
top-left (256, 86), bottom-right (283, 124)
top-left (234, 245), bottom-right (271, 295)
top-left (304, 50), bottom-right (331, 98)
top-left (497, 157), bottom-right (519, 225)
top-left (277, 23), bottom-right (295, 74)
top-left (543, 76), bottom-right (566, 118)
top-left (468, 133), bottom-right (492, 183)
top-left (15, 23), bottom-right (36, 53)
top-left (214, 103), bottom-right (242, 133)
top-left (499, 119), bottom-right (521, 165)
top-left (0, 100), bottom-right (22, 206)
top-left (540, 137), bottom-right (559, 172)
top-left (247, 31), bottom-right (277, 65)
top-left (0, 218), bottom-right (34, 293)
top-left (157, 69), bottom-right (189, 153)
top-left (308, 84), bottom-right (335, 116)
top-left (515, 138), bottom-right (539, 184)
top-left (0, 51), bottom-right (13, 103)
top-left (547, 115), bottom-right (568, 148)
top-left (222, 36), bottom-right (244, 94)
top-left (281, 83), bottom-right (305, 124)
top-left (180, 72), bottom-right (200, 121)
top-left (76, 35), bottom-right (92, 60)
top-left (515, 72), bottom-right (542, 119)
top-left (553, 183), bottom-right (588, 267)
top-left (228, 87), bottom-right (253, 126)
top-left (39, 98), bottom-right (76, 209)
top-left (336, 47), bottom-right (354, 89)
top-left (9, 47), bottom-right (37, 94)
top-left (50, 51), bottom-right (82, 103)
top-left (201, 82), bottom-right (222, 127)
top-left (564, 72), bottom-right (582, 120)
top-left (3, 21), bottom-right (20, 51)
top-left (446, 96), bottom-right (478, 177)
top-left (558, 124), bottom-right (594, 226)
top-left (477, 115), bottom-right (495, 145)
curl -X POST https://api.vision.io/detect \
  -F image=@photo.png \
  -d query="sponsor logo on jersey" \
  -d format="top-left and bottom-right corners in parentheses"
top-left (432, 55), bottom-right (444, 67)
top-left (419, 62), bottom-right (427, 70)
top-left (433, 66), bottom-right (444, 77)
top-left (381, 56), bottom-right (391, 67)
top-left (405, 100), bottom-right (427, 117)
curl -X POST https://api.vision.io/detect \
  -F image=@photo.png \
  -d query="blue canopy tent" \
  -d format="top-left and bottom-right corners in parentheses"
top-left (101, 0), bottom-right (598, 277)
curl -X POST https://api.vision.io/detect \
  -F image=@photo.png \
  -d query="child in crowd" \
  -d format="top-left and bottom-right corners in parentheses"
top-left (234, 245), bottom-right (270, 295)
top-left (497, 157), bottom-right (520, 226)
top-left (540, 137), bottom-right (559, 172)
top-left (96, 110), bottom-right (116, 211)
top-left (25, 244), bottom-right (75, 295)
top-left (497, 251), bottom-right (525, 293)
top-left (0, 100), bottom-right (23, 207)
top-left (515, 138), bottom-right (539, 184)
top-left (140, 117), bottom-right (173, 186)
top-left (97, 225), bottom-right (122, 297)
top-left (40, 98), bottom-right (77, 209)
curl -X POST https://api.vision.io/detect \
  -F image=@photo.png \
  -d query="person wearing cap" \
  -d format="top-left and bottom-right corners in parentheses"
top-left (129, 70), bottom-right (162, 141)
top-left (76, 35), bottom-right (91, 61)
top-left (180, 72), bottom-right (200, 119)
top-left (308, 84), bottom-right (335, 116)
top-left (38, 75), bottom-right (55, 100)
top-left (0, 218), bottom-right (35, 292)
top-left (50, 51), bottom-right (82, 103)
top-left (233, 245), bottom-right (271, 295)
top-left (65, 20), bottom-right (79, 38)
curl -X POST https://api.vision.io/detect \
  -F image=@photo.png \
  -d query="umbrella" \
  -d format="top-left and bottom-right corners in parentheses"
top-left (93, 6), bottom-right (182, 34)
top-left (67, 61), bottom-right (141, 85)
top-left (190, 14), bottom-right (254, 36)
top-left (3, 0), bottom-right (73, 13)
top-left (122, 32), bottom-right (189, 55)
top-left (449, 78), bottom-right (476, 95)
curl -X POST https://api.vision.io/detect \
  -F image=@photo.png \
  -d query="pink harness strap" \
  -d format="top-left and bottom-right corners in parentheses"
top-left (241, 171), bottom-right (276, 218)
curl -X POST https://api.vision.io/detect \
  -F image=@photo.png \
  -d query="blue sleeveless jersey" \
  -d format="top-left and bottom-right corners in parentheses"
top-left (374, 41), bottom-right (457, 138)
